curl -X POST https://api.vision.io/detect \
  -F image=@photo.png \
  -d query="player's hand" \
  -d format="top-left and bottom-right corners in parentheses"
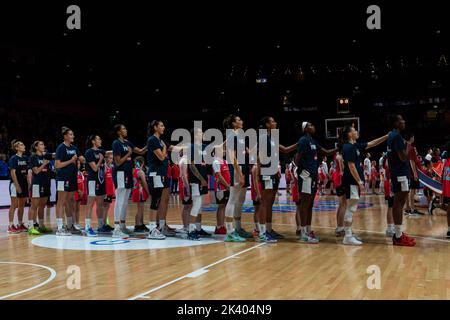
top-left (71, 155), bottom-right (78, 163)
top-left (43, 159), bottom-right (50, 166)
top-left (201, 179), bottom-right (207, 188)
top-left (127, 146), bottom-right (133, 155)
top-left (16, 185), bottom-right (22, 194)
top-left (358, 182), bottom-right (365, 194)
top-left (99, 153), bottom-right (104, 162)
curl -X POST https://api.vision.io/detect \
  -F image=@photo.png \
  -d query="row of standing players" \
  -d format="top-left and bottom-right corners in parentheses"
top-left (7, 115), bottom-right (450, 245)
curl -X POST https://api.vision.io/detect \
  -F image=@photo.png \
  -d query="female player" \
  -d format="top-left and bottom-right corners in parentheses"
top-left (27, 141), bottom-right (53, 235)
top-left (213, 144), bottom-right (231, 235)
top-left (223, 114), bottom-right (253, 239)
top-left (101, 151), bottom-right (115, 232)
top-left (340, 125), bottom-right (388, 245)
top-left (146, 120), bottom-right (176, 239)
top-left (55, 127), bottom-right (81, 236)
top-left (112, 124), bottom-right (147, 238)
top-left (132, 156), bottom-right (150, 233)
top-left (84, 134), bottom-right (106, 237)
top-left (333, 150), bottom-right (346, 237)
top-left (258, 116), bottom-right (297, 242)
top-left (296, 121), bottom-right (337, 243)
top-left (8, 140), bottom-right (29, 234)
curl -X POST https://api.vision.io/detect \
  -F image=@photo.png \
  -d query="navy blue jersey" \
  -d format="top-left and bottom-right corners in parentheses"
top-left (188, 143), bottom-right (209, 184)
top-left (387, 130), bottom-right (409, 176)
top-left (258, 131), bottom-right (278, 169)
top-left (297, 135), bottom-right (321, 177)
top-left (85, 148), bottom-right (106, 180)
top-left (342, 142), bottom-right (368, 185)
top-left (147, 135), bottom-right (169, 177)
top-left (29, 153), bottom-right (52, 185)
top-left (112, 139), bottom-right (135, 174)
top-left (55, 143), bottom-right (80, 181)
top-left (8, 154), bottom-right (29, 185)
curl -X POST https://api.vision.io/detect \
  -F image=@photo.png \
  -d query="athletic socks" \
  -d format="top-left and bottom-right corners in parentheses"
top-left (395, 225), bottom-right (402, 238)
top-left (344, 227), bottom-right (352, 237)
top-left (98, 218), bottom-right (104, 228)
top-left (56, 218), bottom-right (64, 231)
top-left (189, 223), bottom-right (196, 233)
top-left (235, 219), bottom-right (242, 230)
top-left (387, 224), bottom-right (394, 231)
top-left (28, 220), bottom-right (34, 229)
top-left (267, 223), bottom-right (272, 232)
top-left (259, 224), bottom-right (266, 235)
top-left (85, 218), bottom-right (91, 230)
top-left (300, 226), bottom-right (308, 236)
top-left (195, 223), bottom-right (201, 231)
top-left (226, 222), bottom-right (234, 234)
top-left (114, 222), bottom-right (120, 230)
top-left (336, 226), bottom-right (344, 232)
top-left (149, 221), bottom-right (157, 231)
top-left (159, 219), bottom-right (166, 228)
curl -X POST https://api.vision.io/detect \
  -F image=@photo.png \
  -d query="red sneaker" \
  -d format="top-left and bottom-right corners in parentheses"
top-left (214, 226), bottom-right (227, 235)
top-left (393, 233), bottom-right (416, 246)
top-left (7, 225), bottom-right (20, 234)
top-left (17, 224), bottom-right (28, 233)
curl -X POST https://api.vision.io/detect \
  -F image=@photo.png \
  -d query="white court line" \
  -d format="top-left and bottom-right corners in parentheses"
top-left (259, 222), bottom-right (450, 244)
top-left (0, 261), bottom-right (57, 300)
top-left (128, 243), bottom-right (265, 300)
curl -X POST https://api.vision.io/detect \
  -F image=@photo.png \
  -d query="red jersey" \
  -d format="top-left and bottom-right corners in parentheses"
top-left (105, 165), bottom-right (115, 197)
top-left (383, 159), bottom-right (392, 197)
top-left (74, 171), bottom-right (85, 201)
top-left (332, 155), bottom-right (342, 187)
top-left (171, 165), bottom-right (180, 179)
top-left (442, 158), bottom-right (450, 198)
top-left (291, 169), bottom-right (300, 203)
top-left (132, 168), bottom-right (149, 202)
top-left (213, 158), bottom-right (230, 192)
top-left (370, 165), bottom-right (378, 181)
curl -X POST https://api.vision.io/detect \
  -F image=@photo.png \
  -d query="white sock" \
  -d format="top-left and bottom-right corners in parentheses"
top-left (300, 226), bottom-right (308, 236)
top-left (67, 217), bottom-right (73, 227)
top-left (235, 219), bottom-right (241, 230)
top-left (395, 225), bottom-right (402, 238)
top-left (344, 227), bottom-right (352, 237)
top-left (85, 218), bottom-right (91, 229)
top-left (57, 218), bottom-right (63, 230)
top-left (195, 223), bottom-right (201, 231)
top-left (28, 220), bottom-right (34, 229)
top-left (267, 223), bottom-right (272, 232)
top-left (255, 222), bottom-right (260, 232)
top-left (259, 224), bottom-right (266, 235)
top-left (226, 222), bottom-right (234, 234)
top-left (189, 223), bottom-right (196, 232)
top-left (336, 226), bottom-right (344, 231)
top-left (149, 221), bottom-right (157, 231)
top-left (159, 219), bottom-right (166, 228)
top-left (388, 223), bottom-right (394, 231)
top-left (98, 218), bottom-right (104, 227)
top-left (296, 225), bottom-right (301, 231)
top-left (114, 223), bottom-right (120, 230)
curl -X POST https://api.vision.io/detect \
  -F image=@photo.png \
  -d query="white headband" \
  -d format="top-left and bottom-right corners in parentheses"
top-left (302, 122), bottom-right (308, 132)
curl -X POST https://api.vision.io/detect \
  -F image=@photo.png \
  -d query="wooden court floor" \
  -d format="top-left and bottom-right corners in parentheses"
top-left (1, 191), bottom-right (450, 300)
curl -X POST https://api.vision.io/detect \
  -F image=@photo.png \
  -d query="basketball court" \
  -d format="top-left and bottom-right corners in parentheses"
top-left (1, 190), bottom-right (449, 300)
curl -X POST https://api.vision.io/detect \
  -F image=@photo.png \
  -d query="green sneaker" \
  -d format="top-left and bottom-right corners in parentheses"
top-left (38, 225), bottom-right (53, 234)
top-left (224, 232), bottom-right (246, 242)
top-left (236, 227), bottom-right (253, 239)
top-left (28, 227), bottom-right (41, 236)
top-left (299, 234), bottom-right (319, 244)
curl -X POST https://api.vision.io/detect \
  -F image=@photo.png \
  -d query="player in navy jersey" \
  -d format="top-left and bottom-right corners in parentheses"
top-left (296, 121), bottom-right (338, 243)
top-left (186, 127), bottom-right (212, 240)
top-left (84, 135), bottom-right (107, 237)
top-left (339, 125), bottom-right (388, 245)
top-left (146, 120), bottom-right (175, 240)
top-left (257, 116), bottom-right (297, 243)
top-left (386, 114), bottom-right (416, 246)
top-left (27, 141), bottom-right (54, 235)
top-left (222, 115), bottom-right (253, 241)
top-left (55, 127), bottom-right (83, 236)
top-left (7, 140), bottom-right (29, 234)
top-left (111, 124), bottom-right (147, 238)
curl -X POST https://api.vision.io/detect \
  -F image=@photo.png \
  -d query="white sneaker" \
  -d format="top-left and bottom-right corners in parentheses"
top-left (112, 228), bottom-right (129, 238)
top-left (73, 224), bottom-right (82, 231)
top-left (147, 228), bottom-right (166, 240)
top-left (343, 235), bottom-right (363, 245)
top-left (176, 227), bottom-right (188, 234)
top-left (385, 229), bottom-right (395, 237)
top-left (56, 227), bottom-right (71, 236)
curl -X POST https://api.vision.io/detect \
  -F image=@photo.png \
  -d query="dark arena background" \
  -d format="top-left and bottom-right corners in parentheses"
top-left (0, 1), bottom-right (450, 308)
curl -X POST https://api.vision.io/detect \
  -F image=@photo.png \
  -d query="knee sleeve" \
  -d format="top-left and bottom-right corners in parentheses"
top-left (190, 195), bottom-right (203, 217)
top-left (114, 188), bottom-right (125, 221)
top-left (344, 199), bottom-right (358, 223)
top-left (120, 189), bottom-right (131, 220)
top-left (225, 187), bottom-right (238, 218)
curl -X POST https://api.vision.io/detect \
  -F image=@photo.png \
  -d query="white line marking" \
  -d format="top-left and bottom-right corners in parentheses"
top-left (0, 261), bottom-right (57, 300)
top-left (129, 243), bottom-right (265, 300)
